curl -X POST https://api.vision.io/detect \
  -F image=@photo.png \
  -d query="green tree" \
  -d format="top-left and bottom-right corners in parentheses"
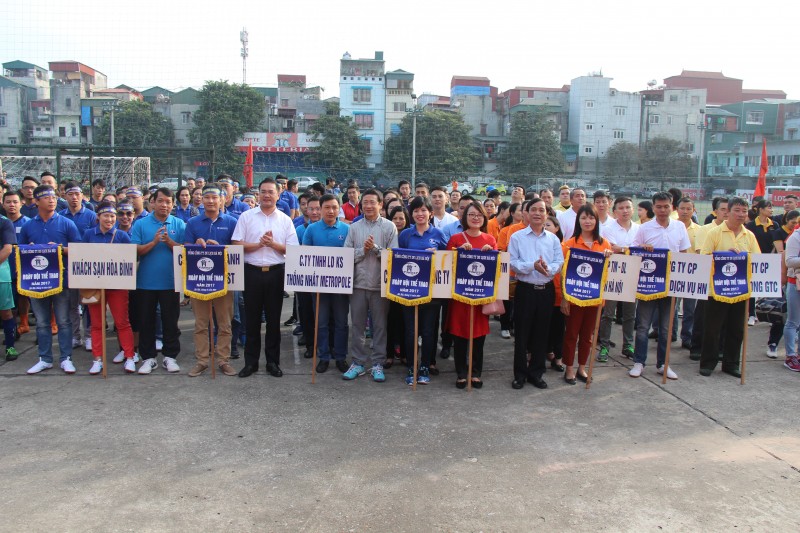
top-left (641, 136), bottom-right (694, 177)
top-left (308, 115), bottom-right (366, 179)
top-left (500, 109), bottom-right (563, 178)
top-left (95, 100), bottom-right (174, 147)
top-left (188, 81), bottom-right (265, 177)
top-left (605, 141), bottom-right (640, 176)
top-left (383, 110), bottom-right (479, 177)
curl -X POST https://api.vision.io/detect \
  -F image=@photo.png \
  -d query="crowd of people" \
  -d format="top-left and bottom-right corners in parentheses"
top-left (4, 171), bottom-right (798, 388)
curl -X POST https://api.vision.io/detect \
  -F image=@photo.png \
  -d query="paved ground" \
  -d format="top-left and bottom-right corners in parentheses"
top-left (1, 300), bottom-right (798, 532)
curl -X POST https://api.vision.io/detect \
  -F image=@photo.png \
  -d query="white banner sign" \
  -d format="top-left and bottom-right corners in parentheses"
top-left (750, 253), bottom-right (782, 298)
top-left (173, 245), bottom-right (244, 292)
top-left (603, 254), bottom-right (641, 302)
top-left (380, 250), bottom-right (510, 300)
top-left (667, 253), bottom-right (711, 300)
top-left (67, 243), bottom-right (138, 290)
top-left (285, 245), bottom-right (355, 294)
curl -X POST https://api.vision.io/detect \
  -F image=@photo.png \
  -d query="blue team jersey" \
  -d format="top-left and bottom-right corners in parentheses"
top-left (130, 214), bottom-right (186, 290)
top-left (301, 219), bottom-right (349, 248)
top-left (184, 212), bottom-right (237, 246)
top-left (398, 225), bottom-right (447, 251)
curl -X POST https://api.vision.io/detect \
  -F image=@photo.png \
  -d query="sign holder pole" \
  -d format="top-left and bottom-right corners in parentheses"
top-left (209, 300), bottom-right (216, 379)
top-left (661, 297), bottom-right (678, 385)
top-left (585, 303), bottom-right (604, 390)
top-left (467, 305), bottom-right (474, 392)
top-left (312, 293), bottom-right (320, 384)
top-left (413, 306), bottom-right (419, 392)
top-left (741, 300), bottom-right (749, 385)
top-left (100, 289), bottom-right (107, 379)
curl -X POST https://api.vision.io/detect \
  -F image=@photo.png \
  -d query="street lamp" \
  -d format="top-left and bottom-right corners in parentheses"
top-left (407, 93), bottom-right (424, 189)
top-left (102, 100), bottom-right (120, 182)
top-left (696, 109), bottom-right (706, 198)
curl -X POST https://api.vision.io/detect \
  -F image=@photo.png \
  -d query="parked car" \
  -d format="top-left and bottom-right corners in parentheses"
top-left (474, 181), bottom-right (508, 195)
top-left (613, 186), bottom-right (637, 197)
top-left (445, 181), bottom-right (473, 194)
top-left (295, 176), bottom-right (321, 191)
top-left (156, 177), bottom-right (180, 191)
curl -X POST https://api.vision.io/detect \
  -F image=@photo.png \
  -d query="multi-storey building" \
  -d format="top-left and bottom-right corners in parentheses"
top-left (0, 76), bottom-right (36, 146)
top-left (450, 76), bottom-right (501, 137)
top-left (664, 70), bottom-right (786, 106)
top-left (339, 51), bottom-right (386, 169)
top-left (640, 88), bottom-right (706, 157)
top-left (385, 69), bottom-right (414, 137)
top-left (275, 74), bottom-right (325, 134)
top-left (47, 61), bottom-right (107, 145)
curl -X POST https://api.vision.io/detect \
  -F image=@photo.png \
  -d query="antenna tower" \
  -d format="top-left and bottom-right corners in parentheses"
top-left (240, 28), bottom-right (249, 84)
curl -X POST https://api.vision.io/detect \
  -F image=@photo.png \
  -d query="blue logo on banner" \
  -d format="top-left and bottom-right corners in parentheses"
top-left (452, 249), bottom-right (500, 305)
top-left (710, 251), bottom-right (751, 303)
top-left (386, 248), bottom-right (435, 306)
top-left (629, 247), bottom-right (670, 300)
top-left (183, 245), bottom-right (229, 300)
top-left (562, 248), bottom-right (607, 307)
top-left (16, 244), bottom-right (63, 298)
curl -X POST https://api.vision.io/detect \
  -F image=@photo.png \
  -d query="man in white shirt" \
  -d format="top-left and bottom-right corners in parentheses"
top-left (593, 190), bottom-right (615, 230)
top-left (430, 186), bottom-right (458, 230)
top-left (232, 178), bottom-right (299, 378)
top-left (629, 192), bottom-right (691, 380)
top-left (597, 196), bottom-right (639, 361)
top-left (556, 188), bottom-right (587, 240)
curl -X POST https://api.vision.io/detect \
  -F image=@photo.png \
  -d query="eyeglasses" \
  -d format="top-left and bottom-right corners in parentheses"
top-left (117, 212), bottom-right (133, 217)
top-left (467, 213), bottom-right (484, 219)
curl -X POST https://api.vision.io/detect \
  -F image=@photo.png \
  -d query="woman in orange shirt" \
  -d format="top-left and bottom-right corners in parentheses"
top-left (560, 204), bottom-right (613, 384)
top-left (487, 201), bottom-right (510, 241)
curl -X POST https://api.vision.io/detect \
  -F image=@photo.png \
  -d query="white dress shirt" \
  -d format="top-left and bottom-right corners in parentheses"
top-left (632, 218), bottom-right (691, 253)
top-left (508, 226), bottom-right (564, 285)
top-left (601, 219), bottom-right (640, 247)
top-left (557, 207), bottom-right (579, 240)
top-left (433, 211), bottom-right (458, 230)
top-left (232, 206), bottom-right (299, 266)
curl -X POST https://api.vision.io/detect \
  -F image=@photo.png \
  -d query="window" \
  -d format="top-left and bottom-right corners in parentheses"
top-left (0, 114), bottom-right (6, 127)
top-left (688, 143), bottom-right (695, 152)
top-left (669, 94), bottom-right (678, 102)
top-left (181, 112), bottom-right (191, 124)
top-left (397, 80), bottom-right (412, 90)
top-left (280, 98), bottom-right (289, 107)
top-left (746, 111), bottom-right (764, 125)
top-left (614, 107), bottom-right (626, 116)
top-left (585, 123), bottom-right (593, 131)
top-left (8, 137), bottom-right (16, 145)
top-left (354, 113), bottom-right (373, 129)
top-left (585, 100), bottom-right (594, 108)
top-left (584, 146), bottom-right (593, 154)
top-left (691, 95), bottom-right (700, 105)
top-left (667, 115), bottom-right (673, 125)
top-left (649, 114), bottom-right (660, 125)
top-left (71, 123), bottom-right (77, 137)
top-left (59, 126), bottom-right (66, 137)
top-left (353, 88), bottom-right (372, 103)
top-left (65, 97), bottom-right (72, 108)
top-left (480, 124), bottom-right (487, 136)
top-left (613, 130), bottom-right (624, 139)
top-left (393, 102), bottom-right (406, 112)
top-left (361, 138), bottom-right (371, 154)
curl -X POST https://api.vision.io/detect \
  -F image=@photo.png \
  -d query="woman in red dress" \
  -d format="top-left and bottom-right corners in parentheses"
top-left (445, 200), bottom-right (498, 389)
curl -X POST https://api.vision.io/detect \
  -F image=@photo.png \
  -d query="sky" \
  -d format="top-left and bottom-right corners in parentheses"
top-left (2, 0), bottom-right (798, 100)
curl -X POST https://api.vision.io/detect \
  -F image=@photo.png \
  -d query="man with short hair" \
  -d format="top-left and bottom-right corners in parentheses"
top-left (340, 184), bottom-right (360, 223)
top-left (21, 185), bottom-right (82, 374)
top-left (430, 186), bottom-right (458, 230)
top-left (126, 187), bottom-right (150, 224)
top-left (325, 177), bottom-right (340, 196)
top-left (131, 188), bottom-right (186, 375)
top-left (593, 190), bottom-right (614, 229)
top-left (398, 180), bottom-right (411, 206)
top-left (343, 188), bottom-right (398, 381)
top-left (511, 185), bottom-right (525, 205)
top-left (540, 188), bottom-right (554, 208)
top-left (89, 179), bottom-right (105, 208)
top-left (276, 175), bottom-right (299, 219)
top-left (414, 182), bottom-right (430, 198)
top-left (629, 192), bottom-right (691, 380)
top-left (556, 188), bottom-right (587, 239)
top-left (184, 184), bottom-right (238, 377)
top-left (39, 172), bottom-right (68, 211)
top-left (554, 185), bottom-right (571, 212)
top-left (20, 176), bottom-right (40, 219)
top-left (776, 194), bottom-right (798, 225)
top-left (218, 174), bottom-right (248, 218)
top-left (447, 189), bottom-right (461, 213)
top-left (293, 192), bottom-right (313, 228)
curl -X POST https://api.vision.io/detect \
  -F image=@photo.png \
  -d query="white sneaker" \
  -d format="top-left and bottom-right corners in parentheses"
top-left (27, 359), bottom-right (53, 374)
top-left (138, 358), bottom-right (157, 374)
top-left (657, 365), bottom-right (678, 380)
top-left (155, 339), bottom-right (164, 352)
top-left (748, 316), bottom-right (757, 326)
top-left (767, 344), bottom-right (778, 359)
top-left (162, 356), bottom-right (180, 373)
top-left (629, 362), bottom-right (644, 378)
top-left (85, 337), bottom-right (92, 351)
top-left (61, 359), bottom-right (76, 374)
top-left (133, 352), bottom-right (141, 363)
top-left (113, 351), bottom-right (125, 364)
top-left (500, 330), bottom-right (511, 339)
top-left (89, 360), bottom-right (103, 375)
top-left (123, 358), bottom-right (137, 373)
top-left (72, 338), bottom-right (81, 348)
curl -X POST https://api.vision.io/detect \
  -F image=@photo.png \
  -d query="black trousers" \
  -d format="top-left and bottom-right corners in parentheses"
top-left (137, 289), bottom-right (180, 360)
top-left (244, 264), bottom-right (285, 368)
top-left (701, 298), bottom-right (746, 372)
top-left (547, 307), bottom-right (565, 358)
top-left (297, 292), bottom-right (315, 349)
top-left (437, 299), bottom-right (453, 351)
top-left (453, 335), bottom-right (485, 379)
top-left (513, 282), bottom-right (555, 381)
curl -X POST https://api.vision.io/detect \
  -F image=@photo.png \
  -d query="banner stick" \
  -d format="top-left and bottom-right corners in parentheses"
top-left (467, 305), bottom-right (474, 392)
top-left (413, 306), bottom-right (419, 392)
top-left (209, 300), bottom-right (216, 380)
top-left (741, 299), bottom-right (749, 385)
top-left (585, 303), bottom-right (604, 390)
top-left (312, 292), bottom-right (320, 384)
top-left (662, 297), bottom-right (677, 385)
top-left (100, 289), bottom-right (107, 379)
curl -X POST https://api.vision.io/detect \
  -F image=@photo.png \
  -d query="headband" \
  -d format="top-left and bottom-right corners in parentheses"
top-left (202, 187), bottom-right (222, 197)
top-left (34, 189), bottom-right (56, 199)
top-left (126, 188), bottom-right (143, 197)
top-left (65, 186), bottom-right (82, 194)
top-left (117, 204), bottom-right (134, 212)
top-left (97, 205), bottom-right (116, 215)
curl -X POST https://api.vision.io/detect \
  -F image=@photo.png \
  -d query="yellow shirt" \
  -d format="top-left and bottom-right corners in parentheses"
top-left (682, 220), bottom-right (700, 254)
top-left (700, 222), bottom-right (761, 255)
top-left (554, 203), bottom-right (570, 213)
top-left (669, 211), bottom-right (679, 220)
top-left (694, 221), bottom-right (721, 253)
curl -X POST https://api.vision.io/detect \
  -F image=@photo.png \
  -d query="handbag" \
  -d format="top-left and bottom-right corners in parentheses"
top-left (80, 230), bottom-right (114, 304)
top-left (482, 299), bottom-right (505, 315)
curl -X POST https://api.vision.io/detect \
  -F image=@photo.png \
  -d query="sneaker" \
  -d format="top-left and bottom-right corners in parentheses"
top-left (767, 344), bottom-right (778, 359)
top-left (784, 355), bottom-right (800, 372)
top-left (5, 346), bottom-right (19, 361)
top-left (155, 339), bottom-right (164, 352)
top-left (335, 359), bottom-right (349, 373)
top-left (89, 360), bottom-right (103, 375)
top-left (27, 359), bottom-right (53, 374)
top-left (405, 368), bottom-right (415, 386)
top-left (748, 316), bottom-right (756, 326)
top-left (596, 346), bottom-right (609, 362)
top-left (123, 358), bottom-right (137, 373)
top-left (500, 330), bottom-right (511, 339)
top-left (417, 366), bottom-right (431, 385)
top-left (138, 358), bottom-right (158, 374)
top-left (61, 359), bottom-right (76, 374)
top-left (113, 351), bottom-right (126, 364)
top-left (622, 344), bottom-right (634, 359)
top-left (371, 364), bottom-right (385, 382)
top-left (657, 365), bottom-right (678, 380)
top-left (188, 363), bottom-right (208, 377)
top-left (629, 362), bottom-right (644, 378)
top-left (162, 357), bottom-right (180, 373)
top-left (342, 363), bottom-right (366, 380)
top-left (72, 338), bottom-right (81, 348)
top-left (85, 337), bottom-right (92, 351)
top-left (218, 363), bottom-right (237, 376)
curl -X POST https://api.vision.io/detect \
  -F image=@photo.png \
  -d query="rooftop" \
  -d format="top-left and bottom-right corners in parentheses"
top-left (669, 70), bottom-right (742, 81)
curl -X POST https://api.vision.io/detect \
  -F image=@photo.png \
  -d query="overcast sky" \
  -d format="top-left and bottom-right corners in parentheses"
top-left (2, 0), bottom-right (797, 101)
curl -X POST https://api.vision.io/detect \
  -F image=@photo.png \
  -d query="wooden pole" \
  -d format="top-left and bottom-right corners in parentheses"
top-left (741, 299), bottom-right (749, 385)
top-left (312, 292), bottom-right (320, 384)
top-left (209, 300), bottom-right (216, 379)
top-left (661, 297), bottom-right (678, 385)
top-left (413, 306), bottom-right (419, 391)
top-left (467, 305), bottom-right (474, 392)
top-left (585, 303), bottom-right (604, 390)
top-left (100, 289), bottom-right (107, 379)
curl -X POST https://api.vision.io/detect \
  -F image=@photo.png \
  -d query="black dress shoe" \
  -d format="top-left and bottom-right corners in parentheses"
top-left (298, 336), bottom-right (307, 346)
top-left (681, 341), bottom-right (692, 350)
top-left (439, 348), bottom-right (450, 360)
top-left (550, 360), bottom-right (566, 372)
top-left (238, 365), bottom-right (258, 378)
top-left (564, 375), bottom-right (577, 385)
top-left (527, 376), bottom-right (548, 389)
top-left (283, 291), bottom-right (290, 298)
top-left (511, 379), bottom-right (525, 390)
top-left (456, 379), bottom-right (467, 389)
top-left (577, 372), bottom-right (590, 383)
top-left (266, 362), bottom-right (283, 377)
top-left (471, 379), bottom-right (483, 389)
top-left (283, 316), bottom-right (297, 326)
top-left (316, 360), bottom-right (329, 373)
top-left (429, 364), bottom-right (440, 376)
top-left (230, 350), bottom-right (240, 360)
top-left (303, 349), bottom-right (312, 359)
top-left (699, 367), bottom-right (713, 377)
top-left (689, 352), bottom-right (701, 361)
top-left (721, 367), bottom-right (742, 378)
top-left (335, 359), bottom-right (349, 373)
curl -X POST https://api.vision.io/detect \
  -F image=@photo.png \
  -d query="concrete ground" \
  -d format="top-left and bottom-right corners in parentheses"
top-left (1, 300), bottom-right (798, 532)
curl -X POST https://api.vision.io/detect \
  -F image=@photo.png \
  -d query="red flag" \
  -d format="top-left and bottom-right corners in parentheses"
top-left (243, 140), bottom-right (254, 188)
top-left (754, 138), bottom-right (767, 198)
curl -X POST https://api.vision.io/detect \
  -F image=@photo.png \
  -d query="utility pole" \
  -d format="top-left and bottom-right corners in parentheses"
top-left (240, 28), bottom-right (249, 85)
top-left (697, 109), bottom-right (706, 198)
